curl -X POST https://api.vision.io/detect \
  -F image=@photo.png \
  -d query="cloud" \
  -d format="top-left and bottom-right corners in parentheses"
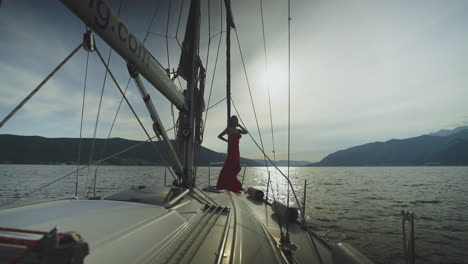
top-left (3, 0), bottom-right (468, 161)
top-left (0, 57), bottom-right (156, 139)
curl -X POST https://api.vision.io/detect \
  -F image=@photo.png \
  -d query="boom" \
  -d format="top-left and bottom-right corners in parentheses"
top-left (59, 0), bottom-right (185, 110)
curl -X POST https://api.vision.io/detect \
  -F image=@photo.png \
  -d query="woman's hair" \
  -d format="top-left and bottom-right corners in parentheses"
top-left (228, 115), bottom-right (238, 127)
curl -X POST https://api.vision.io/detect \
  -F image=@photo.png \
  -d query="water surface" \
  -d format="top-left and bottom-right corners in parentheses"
top-left (1, 165), bottom-right (467, 263)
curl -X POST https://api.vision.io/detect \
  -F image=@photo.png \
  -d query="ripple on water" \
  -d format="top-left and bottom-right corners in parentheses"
top-left (364, 196), bottom-right (387, 200)
top-left (418, 215), bottom-right (434, 221)
top-left (390, 203), bottom-right (409, 208)
top-left (409, 200), bottom-right (442, 205)
top-left (316, 218), bottom-right (333, 222)
top-left (410, 183), bottom-right (429, 187)
top-left (441, 233), bottom-right (462, 241)
top-left (321, 182), bottom-right (343, 186)
top-left (440, 225), bottom-right (466, 233)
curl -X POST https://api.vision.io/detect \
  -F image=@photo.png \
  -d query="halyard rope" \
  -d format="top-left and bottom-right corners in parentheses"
top-left (76, 50), bottom-right (90, 197)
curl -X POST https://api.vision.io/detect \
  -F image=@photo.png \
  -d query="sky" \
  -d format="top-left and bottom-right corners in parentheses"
top-left (1, 0), bottom-right (468, 162)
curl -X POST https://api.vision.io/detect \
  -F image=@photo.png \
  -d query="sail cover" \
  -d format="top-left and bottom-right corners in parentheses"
top-left (178, 0), bottom-right (201, 82)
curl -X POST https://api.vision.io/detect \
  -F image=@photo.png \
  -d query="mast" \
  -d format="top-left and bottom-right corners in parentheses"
top-left (224, 0), bottom-right (236, 123)
top-left (59, 0), bottom-right (185, 110)
top-left (177, 0), bottom-right (204, 187)
top-left (61, 0), bottom-right (205, 187)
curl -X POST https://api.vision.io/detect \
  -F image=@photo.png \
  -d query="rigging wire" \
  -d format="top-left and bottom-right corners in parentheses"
top-left (258, 0), bottom-right (286, 238)
top-left (193, 0), bottom-right (223, 179)
top-left (85, 0), bottom-right (126, 199)
top-left (75, 51), bottom-right (90, 197)
top-left (205, 0), bottom-right (211, 71)
top-left (172, 0), bottom-right (187, 138)
top-left (84, 47), bottom-right (113, 198)
top-left (209, 30), bottom-right (226, 41)
top-left (148, 32), bottom-right (174, 38)
top-left (201, 0), bottom-right (223, 139)
top-left (163, 0), bottom-right (178, 139)
top-left (286, 0), bottom-right (292, 236)
top-left (165, 0), bottom-right (172, 73)
top-left (92, 77), bottom-right (132, 173)
top-left (0, 43), bottom-right (83, 129)
top-left (141, 0), bottom-right (166, 71)
top-left (232, 29), bottom-right (269, 171)
top-left (205, 97), bottom-right (225, 112)
top-left (94, 48), bottom-right (178, 180)
top-left (259, 0), bottom-right (277, 162)
top-left (175, 0), bottom-right (186, 48)
top-left (259, 0), bottom-right (280, 205)
top-left (143, 0), bottom-right (162, 43)
top-left (171, 104), bottom-right (177, 138)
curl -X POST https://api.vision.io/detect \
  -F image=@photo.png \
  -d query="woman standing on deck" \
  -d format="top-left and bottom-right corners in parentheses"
top-left (216, 116), bottom-right (248, 193)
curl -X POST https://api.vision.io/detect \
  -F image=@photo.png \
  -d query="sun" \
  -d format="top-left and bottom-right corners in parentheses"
top-left (263, 64), bottom-right (288, 95)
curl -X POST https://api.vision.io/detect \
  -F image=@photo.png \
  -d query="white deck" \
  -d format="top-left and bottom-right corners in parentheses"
top-left (0, 186), bottom-right (370, 263)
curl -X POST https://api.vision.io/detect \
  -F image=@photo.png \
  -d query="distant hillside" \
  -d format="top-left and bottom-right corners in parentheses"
top-left (309, 129), bottom-right (468, 166)
top-left (428, 126), bottom-right (468, 137)
top-left (252, 159), bottom-right (313, 167)
top-left (0, 135), bottom-right (261, 166)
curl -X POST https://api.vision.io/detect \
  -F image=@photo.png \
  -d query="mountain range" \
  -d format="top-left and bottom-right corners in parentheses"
top-left (427, 125), bottom-right (468, 137)
top-left (310, 127), bottom-right (468, 166)
top-left (2, 126), bottom-right (467, 167)
top-left (0, 135), bottom-right (261, 166)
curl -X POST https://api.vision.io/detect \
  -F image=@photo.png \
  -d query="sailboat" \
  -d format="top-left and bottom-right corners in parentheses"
top-left (0, 1), bottom-right (395, 263)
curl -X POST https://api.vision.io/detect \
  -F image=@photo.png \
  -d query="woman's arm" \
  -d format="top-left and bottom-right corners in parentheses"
top-left (237, 124), bottom-right (248, 134)
top-left (218, 128), bottom-right (228, 142)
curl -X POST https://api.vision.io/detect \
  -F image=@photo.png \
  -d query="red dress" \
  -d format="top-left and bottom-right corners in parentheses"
top-left (216, 133), bottom-right (242, 192)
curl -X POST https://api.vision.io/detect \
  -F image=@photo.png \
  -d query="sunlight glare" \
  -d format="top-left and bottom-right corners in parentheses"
top-left (263, 64), bottom-right (288, 95)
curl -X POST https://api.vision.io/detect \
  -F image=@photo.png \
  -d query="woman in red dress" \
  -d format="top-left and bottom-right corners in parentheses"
top-left (216, 116), bottom-right (248, 192)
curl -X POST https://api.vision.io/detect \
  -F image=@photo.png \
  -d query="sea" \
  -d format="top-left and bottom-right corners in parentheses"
top-left (0, 165), bottom-right (467, 264)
